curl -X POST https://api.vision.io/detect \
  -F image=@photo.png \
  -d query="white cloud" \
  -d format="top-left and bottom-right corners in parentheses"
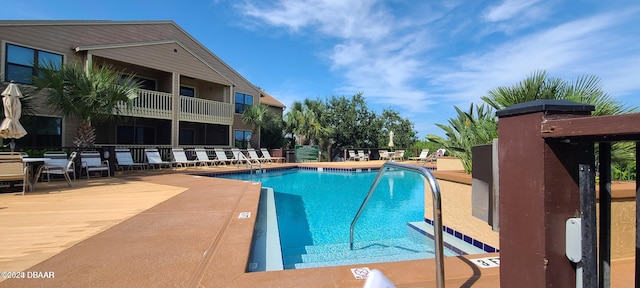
top-left (431, 9), bottom-right (640, 104)
top-left (484, 0), bottom-right (542, 22)
top-left (238, 0), bottom-right (436, 114)
top-left (238, 0), bottom-right (391, 41)
top-left (238, 1), bottom-right (640, 137)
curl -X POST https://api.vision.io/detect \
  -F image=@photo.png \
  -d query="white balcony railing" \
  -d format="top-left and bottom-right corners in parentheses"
top-left (179, 96), bottom-right (234, 125)
top-left (117, 89), bottom-right (173, 120)
top-left (116, 89), bottom-right (233, 125)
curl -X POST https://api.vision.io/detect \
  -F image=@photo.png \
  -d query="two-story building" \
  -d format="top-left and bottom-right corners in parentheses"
top-left (0, 20), bottom-right (284, 150)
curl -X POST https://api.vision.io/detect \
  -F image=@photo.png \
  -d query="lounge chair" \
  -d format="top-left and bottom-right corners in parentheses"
top-left (378, 150), bottom-right (391, 160)
top-left (213, 148), bottom-right (234, 166)
top-left (357, 150), bottom-right (369, 161)
top-left (247, 148), bottom-right (267, 163)
top-left (194, 148), bottom-right (218, 167)
top-left (426, 148), bottom-right (446, 163)
top-left (391, 150), bottom-right (405, 161)
top-left (171, 148), bottom-right (200, 168)
top-left (80, 151), bottom-right (110, 179)
top-left (408, 149), bottom-right (430, 162)
top-left (115, 148), bottom-right (147, 171)
top-left (144, 148), bottom-right (175, 169)
top-left (0, 154), bottom-right (27, 195)
top-left (41, 151), bottom-right (76, 186)
top-left (347, 150), bottom-right (359, 161)
top-left (260, 148), bottom-right (285, 163)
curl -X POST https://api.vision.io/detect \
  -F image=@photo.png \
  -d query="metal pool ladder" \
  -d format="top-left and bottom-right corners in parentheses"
top-left (349, 162), bottom-right (445, 288)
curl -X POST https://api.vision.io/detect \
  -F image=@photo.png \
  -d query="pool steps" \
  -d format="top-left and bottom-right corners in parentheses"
top-left (282, 221), bottom-right (488, 269)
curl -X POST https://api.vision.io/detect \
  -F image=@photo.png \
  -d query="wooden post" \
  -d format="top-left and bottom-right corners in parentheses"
top-left (496, 100), bottom-right (594, 287)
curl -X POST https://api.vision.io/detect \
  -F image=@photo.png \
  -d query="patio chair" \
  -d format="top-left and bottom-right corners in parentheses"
top-left (41, 151), bottom-right (76, 186)
top-left (194, 148), bottom-right (218, 167)
top-left (247, 148), bottom-right (267, 163)
top-left (115, 148), bottom-right (147, 171)
top-left (144, 148), bottom-right (176, 169)
top-left (171, 148), bottom-right (200, 168)
top-left (213, 148), bottom-right (234, 166)
top-left (391, 150), bottom-right (405, 161)
top-left (231, 148), bottom-right (248, 165)
top-left (0, 154), bottom-right (27, 195)
top-left (426, 148), bottom-right (446, 163)
top-left (408, 149), bottom-right (430, 162)
top-left (260, 148), bottom-right (285, 163)
top-left (378, 150), bottom-right (391, 160)
top-left (357, 150), bottom-right (369, 161)
top-left (80, 151), bottom-right (110, 179)
top-left (347, 150), bottom-right (359, 161)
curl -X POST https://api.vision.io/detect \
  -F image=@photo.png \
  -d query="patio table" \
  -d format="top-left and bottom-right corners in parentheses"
top-left (22, 158), bottom-right (50, 192)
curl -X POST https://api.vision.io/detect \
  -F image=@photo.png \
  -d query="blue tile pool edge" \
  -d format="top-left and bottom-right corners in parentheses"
top-left (202, 165), bottom-right (436, 177)
top-left (412, 218), bottom-right (500, 254)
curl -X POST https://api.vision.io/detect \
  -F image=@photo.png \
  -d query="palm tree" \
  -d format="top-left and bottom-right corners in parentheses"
top-left (34, 62), bottom-right (140, 148)
top-left (427, 103), bottom-right (497, 173)
top-left (241, 103), bottom-right (276, 148)
top-left (482, 70), bottom-right (633, 116)
top-left (482, 70), bottom-right (636, 168)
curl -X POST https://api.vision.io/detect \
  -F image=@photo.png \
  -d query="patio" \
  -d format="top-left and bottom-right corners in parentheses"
top-left (0, 161), bottom-right (633, 287)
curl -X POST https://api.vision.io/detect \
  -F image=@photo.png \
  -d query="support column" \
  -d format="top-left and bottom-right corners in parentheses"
top-left (171, 72), bottom-right (180, 147)
top-left (496, 100), bottom-right (594, 287)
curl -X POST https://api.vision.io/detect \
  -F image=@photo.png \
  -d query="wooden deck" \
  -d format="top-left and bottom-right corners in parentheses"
top-left (0, 161), bottom-right (632, 287)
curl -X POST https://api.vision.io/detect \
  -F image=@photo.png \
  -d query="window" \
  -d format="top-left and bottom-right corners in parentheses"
top-left (234, 130), bottom-right (252, 149)
top-left (14, 116), bottom-right (62, 147)
top-left (122, 75), bottom-right (156, 90)
top-left (179, 129), bottom-right (195, 145)
top-left (180, 86), bottom-right (195, 97)
top-left (5, 43), bottom-right (63, 84)
top-left (235, 92), bottom-right (253, 114)
top-left (116, 126), bottom-right (155, 144)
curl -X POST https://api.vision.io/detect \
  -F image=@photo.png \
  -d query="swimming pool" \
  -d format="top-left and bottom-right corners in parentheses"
top-left (216, 168), bottom-right (485, 270)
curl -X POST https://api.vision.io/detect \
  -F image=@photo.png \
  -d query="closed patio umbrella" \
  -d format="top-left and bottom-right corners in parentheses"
top-left (388, 130), bottom-right (394, 148)
top-left (1, 82), bottom-right (28, 152)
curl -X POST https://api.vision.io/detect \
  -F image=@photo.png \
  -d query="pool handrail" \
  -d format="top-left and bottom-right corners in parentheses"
top-left (349, 162), bottom-right (444, 288)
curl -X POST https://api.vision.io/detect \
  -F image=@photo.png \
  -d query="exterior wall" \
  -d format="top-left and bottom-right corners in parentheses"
top-left (600, 198), bottom-right (636, 259)
top-left (267, 105), bottom-right (284, 118)
top-left (435, 157), bottom-right (464, 171)
top-left (429, 173), bottom-right (636, 260)
top-left (87, 43), bottom-right (231, 86)
top-left (0, 21), bottom-right (271, 148)
top-left (425, 179), bottom-right (500, 248)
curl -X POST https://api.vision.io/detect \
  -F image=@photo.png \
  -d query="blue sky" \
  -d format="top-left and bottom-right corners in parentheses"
top-left (5, 0), bottom-right (640, 138)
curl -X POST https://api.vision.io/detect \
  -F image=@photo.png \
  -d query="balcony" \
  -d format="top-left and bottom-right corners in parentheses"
top-left (116, 89), bottom-right (234, 125)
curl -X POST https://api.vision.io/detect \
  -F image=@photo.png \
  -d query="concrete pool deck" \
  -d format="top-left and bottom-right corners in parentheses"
top-left (0, 161), bottom-right (633, 287)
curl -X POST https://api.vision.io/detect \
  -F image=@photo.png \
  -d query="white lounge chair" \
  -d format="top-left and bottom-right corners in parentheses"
top-left (357, 150), bottom-right (369, 161)
top-left (426, 148), bottom-right (447, 163)
top-left (171, 148), bottom-right (200, 168)
top-left (378, 150), bottom-right (391, 160)
top-left (408, 149), bottom-right (430, 162)
top-left (391, 150), bottom-right (405, 161)
top-left (115, 148), bottom-right (147, 171)
top-left (41, 151), bottom-right (76, 186)
top-left (247, 148), bottom-right (267, 163)
top-left (194, 148), bottom-right (218, 167)
top-left (261, 148), bottom-right (285, 163)
top-left (80, 151), bottom-right (110, 179)
top-left (213, 148), bottom-right (234, 166)
top-left (230, 148), bottom-right (247, 165)
top-left (347, 150), bottom-right (359, 161)
top-left (41, 151), bottom-right (76, 182)
top-left (144, 148), bottom-right (175, 169)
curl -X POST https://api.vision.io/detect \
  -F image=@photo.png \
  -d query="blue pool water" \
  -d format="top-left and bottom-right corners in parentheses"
top-left (217, 168), bottom-right (476, 270)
